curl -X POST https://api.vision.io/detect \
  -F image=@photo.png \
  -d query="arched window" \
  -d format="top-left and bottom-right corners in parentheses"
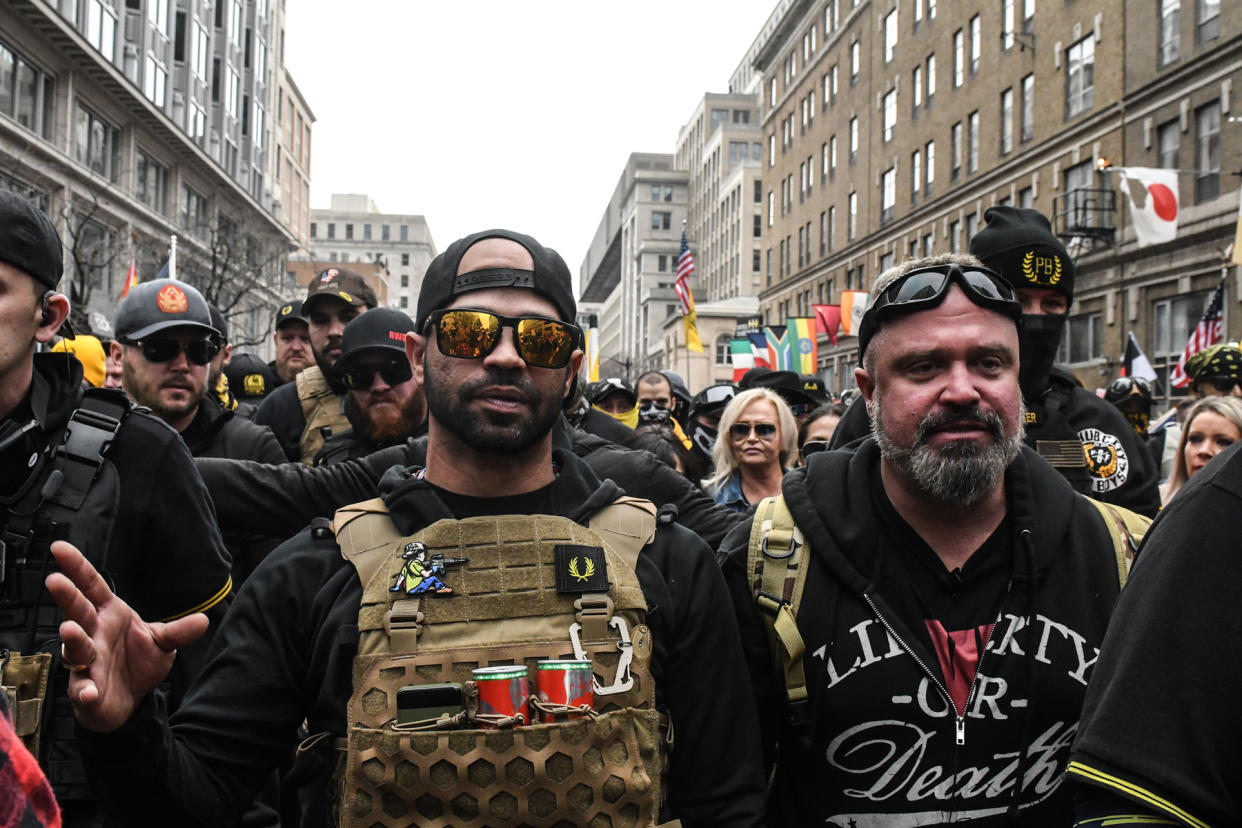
top-left (715, 334), bottom-right (733, 365)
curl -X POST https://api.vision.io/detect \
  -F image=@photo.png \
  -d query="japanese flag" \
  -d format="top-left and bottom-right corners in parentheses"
top-left (1118, 167), bottom-right (1178, 248)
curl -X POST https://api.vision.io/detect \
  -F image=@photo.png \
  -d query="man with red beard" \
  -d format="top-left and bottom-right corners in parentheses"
top-left (723, 254), bottom-right (1147, 826)
top-left (314, 307), bottom-right (426, 465)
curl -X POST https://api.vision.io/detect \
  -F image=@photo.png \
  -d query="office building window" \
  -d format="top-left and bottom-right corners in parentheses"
top-left (925, 140), bottom-right (935, 193)
top-left (1057, 313), bottom-right (1103, 364)
top-left (830, 135), bottom-right (838, 176)
top-left (180, 183), bottom-right (207, 229)
top-left (951, 121), bottom-right (963, 180)
top-left (1000, 88), bottom-right (1013, 154)
top-left (968, 110), bottom-right (980, 172)
top-left (650, 184), bottom-right (661, 201)
top-left (828, 205), bottom-right (836, 252)
top-left (1160, 0), bottom-right (1180, 65)
top-left (651, 211), bottom-right (671, 230)
top-left (1066, 36), bottom-right (1094, 117)
top-left (969, 15), bottom-right (981, 74)
top-left (926, 54), bottom-right (936, 106)
top-left (881, 167), bottom-right (896, 222)
top-left (850, 40), bottom-right (860, 82)
top-left (849, 117), bottom-right (858, 162)
top-left (86, 0), bottom-right (117, 61)
top-left (345, 223), bottom-right (354, 240)
top-left (135, 148), bottom-right (168, 213)
top-left (1021, 74), bottom-right (1035, 142)
top-left (848, 191), bottom-right (857, 240)
top-left (0, 41), bottom-right (54, 139)
top-left (310, 222), bottom-right (317, 239)
top-left (1002, 0), bottom-right (1015, 49)
top-left (1197, 0), bottom-right (1219, 44)
top-left (401, 225), bottom-right (409, 241)
top-left (883, 89), bottom-right (897, 142)
top-left (913, 65), bottom-right (922, 112)
top-left (911, 149), bottom-right (922, 203)
top-left (327, 223), bottom-right (335, 239)
top-left (657, 254), bottom-right (667, 272)
top-left (1157, 119), bottom-right (1179, 170)
top-left (754, 214), bottom-right (762, 238)
top-left (954, 29), bottom-right (964, 87)
top-left (73, 102), bottom-right (119, 181)
top-left (400, 274), bottom-right (409, 288)
top-left (1195, 100), bottom-right (1220, 201)
top-left (401, 253), bottom-right (410, 266)
top-left (884, 8), bottom-right (898, 62)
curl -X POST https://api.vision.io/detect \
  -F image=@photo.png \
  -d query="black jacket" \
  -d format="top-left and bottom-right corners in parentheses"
top-left (181, 395), bottom-right (286, 464)
top-left (1070, 440), bottom-right (1242, 826)
top-left (721, 438), bottom-right (1124, 826)
top-left (1, 355), bottom-right (233, 803)
top-left (78, 450), bottom-right (767, 827)
top-left (828, 368), bottom-right (1161, 517)
top-left (312, 396), bottom-right (428, 466)
top-left (196, 418), bottom-right (745, 547)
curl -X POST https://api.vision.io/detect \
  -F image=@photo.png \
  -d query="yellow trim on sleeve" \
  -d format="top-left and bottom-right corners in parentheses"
top-left (160, 577), bottom-right (233, 622)
top-left (1066, 761), bottom-right (1212, 828)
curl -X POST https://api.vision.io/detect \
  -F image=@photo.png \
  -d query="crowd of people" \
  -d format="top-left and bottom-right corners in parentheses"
top-left (1, 187), bottom-right (1239, 828)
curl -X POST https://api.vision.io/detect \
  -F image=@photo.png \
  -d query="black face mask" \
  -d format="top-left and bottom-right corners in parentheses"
top-left (638, 401), bottom-right (672, 425)
top-left (1019, 313), bottom-right (1067, 400)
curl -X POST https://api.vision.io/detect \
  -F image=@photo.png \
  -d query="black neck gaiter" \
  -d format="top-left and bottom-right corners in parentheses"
top-left (1019, 313), bottom-right (1067, 400)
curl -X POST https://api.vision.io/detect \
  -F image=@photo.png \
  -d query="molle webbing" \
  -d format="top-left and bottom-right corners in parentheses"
top-left (296, 365), bottom-right (349, 465)
top-left (333, 499), bottom-right (667, 827)
top-left (747, 496), bottom-right (811, 709)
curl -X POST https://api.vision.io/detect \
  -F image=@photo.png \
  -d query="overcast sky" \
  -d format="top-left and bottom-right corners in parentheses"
top-left (284, 1), bottom-right (777, 290)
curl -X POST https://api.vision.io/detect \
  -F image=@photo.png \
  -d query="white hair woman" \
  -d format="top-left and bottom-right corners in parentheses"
top-left (708, 387), bottom-right (798, 512)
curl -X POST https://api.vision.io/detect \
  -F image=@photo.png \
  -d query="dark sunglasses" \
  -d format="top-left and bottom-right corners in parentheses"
top-left (800, 439), bottom-right (830, 458)
top-left (730, 422), bottom-right (778, 439)
top-left (424, 309), bottom-right (581, 369)
top-left (1106, 376), bottom-right (1153, 398)
top-left (123, 337), bottom-right (219, 365)
top-left (340, 355), bottom-right (414, 390)
top-left (857, 263), bottom-right (1022, 361)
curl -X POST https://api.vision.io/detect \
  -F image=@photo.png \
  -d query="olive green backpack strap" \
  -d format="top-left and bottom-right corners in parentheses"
top-left (332, 497), bottom-right (425, 652)
top-left (746, 495), bottom-right (811, 709)
top-left (1084, 497), bottom-right (1151, 588)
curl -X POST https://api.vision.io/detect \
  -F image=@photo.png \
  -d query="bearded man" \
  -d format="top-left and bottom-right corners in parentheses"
top-left (720, 254), bottom-right (1147, 826)
top-left (314, 308), bottom-right (426, 465)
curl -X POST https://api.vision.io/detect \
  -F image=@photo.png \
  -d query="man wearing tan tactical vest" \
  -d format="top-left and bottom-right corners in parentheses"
top-left (47, 229), bottom-right (767, 827)
top-left (255, 267), bottom-right (378, 463)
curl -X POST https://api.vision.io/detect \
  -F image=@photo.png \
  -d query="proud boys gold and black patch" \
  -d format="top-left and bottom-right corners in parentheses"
top-left (554, 544), bottom-right (609, 593)
top-left (1020, 249), bottom-right (1064, 287)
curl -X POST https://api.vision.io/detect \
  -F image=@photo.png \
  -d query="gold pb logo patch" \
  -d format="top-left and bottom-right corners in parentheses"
top-left (243, 373), bottom-right (266, 395)
top-left (1021, 250), bottom-right (1063, 286)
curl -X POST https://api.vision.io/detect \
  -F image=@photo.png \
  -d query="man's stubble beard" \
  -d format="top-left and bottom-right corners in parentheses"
top-left (423, 360), bottom-right (564, 455)
top-left (871, 393), bottom-right (1025, 506)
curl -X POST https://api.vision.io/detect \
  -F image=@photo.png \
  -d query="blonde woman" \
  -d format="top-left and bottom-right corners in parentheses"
top-left (1161, 395), bottom-right (1242, 505)
top-left (708, 388), bottom-right (798, 512)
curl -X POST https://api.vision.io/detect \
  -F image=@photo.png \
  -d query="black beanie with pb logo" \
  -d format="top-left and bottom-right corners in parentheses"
top-left (970, 206), bottom-right (1075, 302)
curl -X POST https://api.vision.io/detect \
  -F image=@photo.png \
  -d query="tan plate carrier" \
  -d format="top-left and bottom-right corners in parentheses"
top-left (330, 495), bottom-right (671, 828)
top-left (297, 365), bottom-right (350, 465)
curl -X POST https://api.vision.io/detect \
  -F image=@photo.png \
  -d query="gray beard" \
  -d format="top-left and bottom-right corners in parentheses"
top-left (871, 396), bottom-right (1024, 506)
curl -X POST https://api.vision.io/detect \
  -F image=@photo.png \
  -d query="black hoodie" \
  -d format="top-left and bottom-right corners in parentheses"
top-left (721, 438), bottom-right (1124, 826)
top-left (78, 449), bottom-right (766, 827)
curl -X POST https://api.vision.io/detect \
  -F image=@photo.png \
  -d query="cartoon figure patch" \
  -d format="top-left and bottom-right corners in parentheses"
top-left (390, 541), bottom-right (468, 596)
top-left (1079, 427), bottom-right (1129, 493)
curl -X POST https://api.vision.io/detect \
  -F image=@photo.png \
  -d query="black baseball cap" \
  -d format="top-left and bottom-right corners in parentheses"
top-left (416, 229), bottom-right (576, 329)
top-left (589, 377), bottom-right (636, 407)
top-left (337, 308), bottom-right (416, 370)
top-left (274, 299), bottom-right (307, 329)
top-left (113, 278), bottom-right (216, 341)
top-left (304, 267), bottom-right (378, 314)
top-left (208, 304), bottom-right (228, 345)
top-left (0, 190), bottom-right (63, 289)
top-left (223, 353), bottom-right (278, 400)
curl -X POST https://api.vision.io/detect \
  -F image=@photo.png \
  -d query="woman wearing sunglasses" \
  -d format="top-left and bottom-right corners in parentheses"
top-left (707, 388), bottom-right (797, 512)
top-left (796, 402), bottom-right (847, 464)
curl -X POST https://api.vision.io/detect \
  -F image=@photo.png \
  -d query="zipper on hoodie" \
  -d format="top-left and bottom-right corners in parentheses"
top-left (863, 581), bottom-right (1011, 746)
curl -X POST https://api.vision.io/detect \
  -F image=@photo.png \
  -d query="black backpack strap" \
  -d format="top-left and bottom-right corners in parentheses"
top-left (46, 389), bottom-right (133, 511)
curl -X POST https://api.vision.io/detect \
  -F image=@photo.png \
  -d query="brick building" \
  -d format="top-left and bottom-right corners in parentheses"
top-left (755, 0), bottom-right (1239, 399)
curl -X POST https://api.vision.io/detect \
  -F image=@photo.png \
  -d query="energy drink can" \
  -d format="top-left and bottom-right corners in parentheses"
top-left (472, 666), bottom-right (529, 726)
top-left (536, 659), bottom-right (594, 721)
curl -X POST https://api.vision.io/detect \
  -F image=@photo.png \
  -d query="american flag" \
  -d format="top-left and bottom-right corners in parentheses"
top-left (1169, 280), bottom-right (1225, 388)
top-left (675, 232), bottom-right (695, 316)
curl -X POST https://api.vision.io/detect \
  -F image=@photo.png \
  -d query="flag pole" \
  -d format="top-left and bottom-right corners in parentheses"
top-left (169, 234), bottom-right (178, 281)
